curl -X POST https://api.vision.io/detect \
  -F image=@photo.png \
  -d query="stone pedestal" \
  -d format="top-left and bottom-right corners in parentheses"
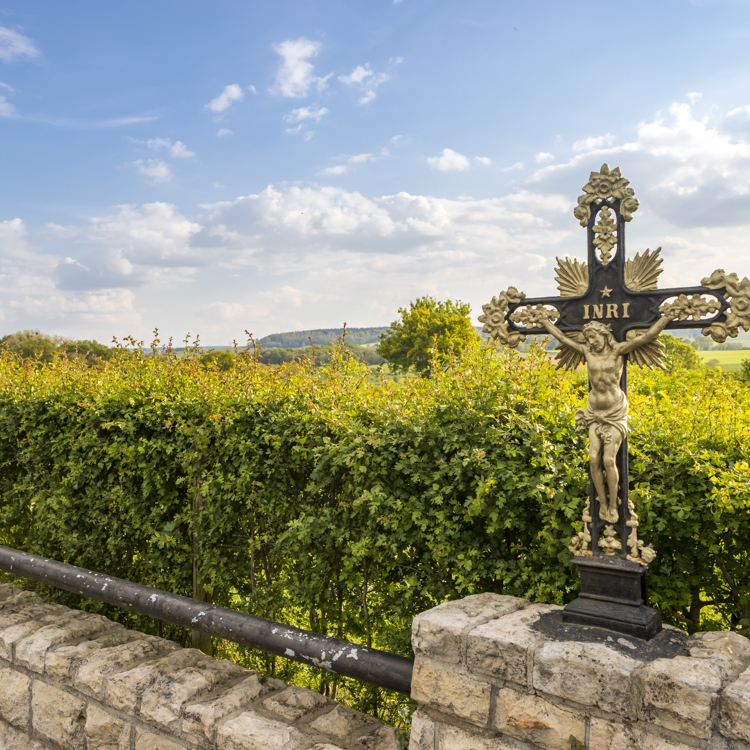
top-left (409, 593), bottom-right (750, 750)
top-left (563, 556), bottom-right (661, 640)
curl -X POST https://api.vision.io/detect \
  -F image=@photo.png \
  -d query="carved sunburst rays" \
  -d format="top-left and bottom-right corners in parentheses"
top-left (553, 247), bottom-right (663, 299)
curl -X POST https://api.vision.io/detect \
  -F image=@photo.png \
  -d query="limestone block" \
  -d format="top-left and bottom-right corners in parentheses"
top-left (139, 655), bottom-right (244, 731)
top-left (493, 687), bottom-right (585, 750)
top-left (411, 661), bottom-right (491, 729)
top-left (134, 728), bottom-right (187, 750)
top-left (0, 583), bottom-right (19, 601)
top-left (408, 710), bottom-right (436, 750)
top-left (0, 603), bottom-right (55, 632)
top-left (0, 666), bottom-right (30, 728)
top-left (635, 655), bottom-right (722, 739)
top-left (104, 649), bottom-right (213, 714)
top-left (217, 710), bottom-right (305, 750)
top-left (182, 673), bottom-right (264, 741)
top-left (0, 606), bottom-right (75, 660)
top-left (311, 745), bottom-right (347, 750)
top-left (310, 704), bottom-right (362, 739)
top-left (589, 718), bottom-right (704, 750)
top-left (85, 704), bottom-right (130, 750)
top-left (707, 734), bottom-right (750, 750)
top-left (15, 612), bottom-right (110, 673)
top-left (532, 640), bottom-right (642, 717)
top-left (688, 631), bottom-right (750, 684)
top-left (466, 603), bottom-right (557, 688)
top-left (262, 685), bottom-right (329, 722)
top-left (31, 680), bottom-right (87, 749)
top-left (45, 626), bottom-right (144, 682)
top-left (75, 636), bottom-right (177, 698)
top-left (438, 724), bottom-right (524, 750)
top-left (412, 593), bottom-right (528, 666)
top-left (0, 717), bottom-right (46, 750)
top-left (353, 725), bottom-right (400, 750)
top-left (719, 663), bottom-right (750, 743)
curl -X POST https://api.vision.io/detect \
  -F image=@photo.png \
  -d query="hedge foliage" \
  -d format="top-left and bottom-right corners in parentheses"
top-left (0, 337), bottom-right (748, 717)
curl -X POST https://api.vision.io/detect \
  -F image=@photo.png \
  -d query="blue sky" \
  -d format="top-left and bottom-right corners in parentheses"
top-left (1, 0), bottom-right (750, 344)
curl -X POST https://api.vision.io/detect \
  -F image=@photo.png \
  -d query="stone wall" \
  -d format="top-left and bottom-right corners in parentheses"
top-left (408, 593), bottom-right (750, 750)
top-left (0, 583), bottom-right (400, 750)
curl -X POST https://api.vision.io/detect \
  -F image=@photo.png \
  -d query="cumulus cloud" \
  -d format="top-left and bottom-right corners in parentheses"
top-left (573, 134), bottom-right (615, 152)
top-left (427, 148), bottom-right (470, 172)
top-left (0, 27), bottom-right (39, 62)
top-left (535, 152), bottom-right (554, 163)
top-left (132, 159), bottom-right (172, 184)
top-left (284, 105), bottom-right (328, 134)
top-left (271, 38), bottom-right (330, 98)
top-left (0, 94), bottom-right (15, 117)
top-left (205, 84), bottom-right (244, 113)
top-left (320, 165), bottom-right (348, 176)
top-left (217, 128), bottom-right (233, 137)
top-left (475, 156), bottom-right (492, 166)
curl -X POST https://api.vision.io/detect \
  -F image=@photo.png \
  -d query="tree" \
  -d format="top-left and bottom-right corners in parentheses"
top-left (661, 334), bottom-right (703, 372)
top-left (739, 358), bottom-right (750, 383)
top-left (377, 296), bottom-right (476, 375)
top-left (0, 330), bottom-right (61, 363)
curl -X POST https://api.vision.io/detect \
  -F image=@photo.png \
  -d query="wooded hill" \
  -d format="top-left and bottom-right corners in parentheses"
top-left (257, 327), bottom-right (387, 349)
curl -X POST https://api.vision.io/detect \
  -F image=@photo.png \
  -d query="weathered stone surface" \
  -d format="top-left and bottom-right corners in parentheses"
top-left (217, 710), bottom-right (305, 750)
top-left (310, 704), bottom-right (362, 739)
top-left (688, 631), bottom-right (750, 684)
top-left (411, 661), bottom-right (492, 729)
top-left (353, 724), bottom-right (400, 750)
top-left (85, 704), bottom-right (130, 750)
top-left (0, 606), bottom-right (76, 660)
top-left (76, 636), bottom-right (177, 698)
top-left (493, 687), bottom-right (585, 750)
top-left (438, 724), bottom-right (521, 750)
top-left (104, 649), bottom-right (213, 714)
top-left (0, 717), bottom-right (45, 750)
top-left (134, 727), bottom-right (187, 750)
top-left (31, 680), bottom-right (87, 749)
top-left (0, 666), bottom-right (31, 728)
top-left (466, 603), bottom-right (557, 689)
top-left (139, 655), bottom-right (243, 731)
top-left (719, 664), bottom-right (750, 743)
top-left (182, 673), bottom-right (265, 741)
top-left (15, 612), bottom-right (110, 673)
top-left (635, 655), bottom-right (722, 739)
top-left (45, 626), bottom-right (144, 681)
top-left (412, 593), bottom-right (528, 666)
top-left (262, 685), bottom-right (329, 722)
top-left (311, 745), bottom-right (347, 750)
top-left (408, 710), bottom-right (436, 750)
top-left (533, 640), bottom-right (642, 717)
top-left (0, 603), bottom-right (57, 631)
top-left (707, 734), bottom-right (750, 750)
top-left (591, 718), bottom-right (702, 750)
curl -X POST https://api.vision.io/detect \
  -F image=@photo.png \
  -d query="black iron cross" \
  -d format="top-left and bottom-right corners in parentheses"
top-left (479, 164), bottom-right (748, 566)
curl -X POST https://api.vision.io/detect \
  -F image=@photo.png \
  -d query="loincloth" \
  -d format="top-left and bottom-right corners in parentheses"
top-left (575, 389), bottom-right (628, 444)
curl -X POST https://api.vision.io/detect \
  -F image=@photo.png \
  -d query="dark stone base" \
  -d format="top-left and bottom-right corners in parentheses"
top-left (562, 555), bottom-right (662, 641)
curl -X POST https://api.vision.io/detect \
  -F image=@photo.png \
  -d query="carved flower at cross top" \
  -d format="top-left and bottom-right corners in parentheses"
top-left (478, 287), bottom-right (527, 348)
top-left (509, 304), bottom-right (560, 328)
top-left (700, 269), bottom-right (750, 342)
top-left (659, 294), bottom-right (720, 321)
top-left (574, 164), bottom-right (639, 227)
top-left (592, 206), bottom-right (617, 264)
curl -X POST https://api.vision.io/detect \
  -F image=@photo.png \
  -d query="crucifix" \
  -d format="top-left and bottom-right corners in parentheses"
top-left (479, 164), bottom-right (750, 639)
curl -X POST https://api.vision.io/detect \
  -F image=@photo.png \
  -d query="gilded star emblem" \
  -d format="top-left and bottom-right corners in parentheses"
top-left (600, 286), bottom-right (613, 298)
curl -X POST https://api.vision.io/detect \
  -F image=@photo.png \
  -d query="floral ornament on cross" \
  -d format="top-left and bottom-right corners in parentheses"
top-left (573, 163), bottom-right (639, 228)
top-left (592, 206), bottom-right (617, 264)
top-left (477, 287), bottom-right (528, 347)
top-left (701, 269), bottom-right (750, 342)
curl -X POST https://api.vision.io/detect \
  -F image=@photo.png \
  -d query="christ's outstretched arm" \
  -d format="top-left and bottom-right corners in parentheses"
top-left (617, 315), bottom-right (670, 356)
top-left (539, 317), bottom-right (586, 353)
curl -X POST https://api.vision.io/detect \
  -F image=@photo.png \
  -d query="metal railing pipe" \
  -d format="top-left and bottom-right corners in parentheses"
top-left (0, 545), bottom-right (413, 695)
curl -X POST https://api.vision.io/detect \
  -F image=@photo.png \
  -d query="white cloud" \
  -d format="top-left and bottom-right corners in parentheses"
top-left (248, 85), bottom-right (258, 94)
top-left (320, 165), bottom-right (348, 176)
top-left (131, 137), bottom-right (195, 159)
top-left (338, 63), bottom-right (390, 105)
top-left (502, 161), bottom-right (525, 171)
top-left (217, 128), bottom-right (233, 137)
top-left (572, 134), bottom-right (615, 152)
top-left (205, 84), bottom-right (244, 113)
top-left (284, 105), bottom-right (328, 124)
top-left (349, 153), bottom-right (375, 164)
top-left (535, 152), bottom-right (554, 163)
top-left (0, 94), bottom-right (15, 117)
top-left (427, 148), bottom-right (470, 172)
top-left (271, 38), bottom-right (330, 98)
top-left (475, 156), bottom-right (492, 166)
top-left (132, 159), bottom-right (172, 184)
top-left (0, 27), bottom-right (39, 62)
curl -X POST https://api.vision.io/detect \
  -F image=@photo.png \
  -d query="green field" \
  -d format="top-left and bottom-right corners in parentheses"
top-left (696, 349), bottom-right (750, 372)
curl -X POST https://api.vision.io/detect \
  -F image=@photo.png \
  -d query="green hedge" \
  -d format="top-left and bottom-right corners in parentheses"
top-left (0, 340), bottom-right (748, 716)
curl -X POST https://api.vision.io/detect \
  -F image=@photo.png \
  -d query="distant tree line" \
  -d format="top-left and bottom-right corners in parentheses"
top-left (0, 330), bottom-right (115, 365)
top-left (258, 327), bottom-right (387, 349)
